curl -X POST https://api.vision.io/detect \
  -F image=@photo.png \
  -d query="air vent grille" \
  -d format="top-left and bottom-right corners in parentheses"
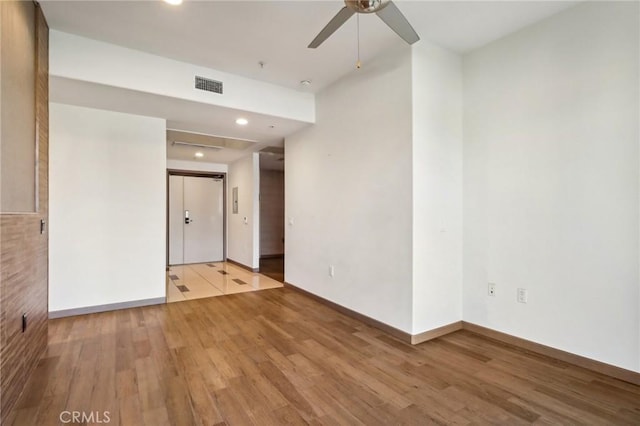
top-left (195, 76), bottom-right (223, 94)
top-left (172, 141), bottom-right (222, 151)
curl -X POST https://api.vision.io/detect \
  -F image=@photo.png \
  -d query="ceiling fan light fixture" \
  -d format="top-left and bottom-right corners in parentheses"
top-left (345, 0), bottom-right (390, 14)
top-left (308, 0), bottom-right (419, 49)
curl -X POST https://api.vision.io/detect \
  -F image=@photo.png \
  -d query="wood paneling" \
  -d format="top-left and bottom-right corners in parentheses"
top-left (259, 169), bottom-right (284, 256)
top-left (0, 0), bottom-right (36, 212)
top-left (7, 288), bottom-right (640, 424)
top-left (0, 2), bottom-right (48, 422)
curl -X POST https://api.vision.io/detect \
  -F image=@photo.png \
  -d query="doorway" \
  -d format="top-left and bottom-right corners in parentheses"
top-left (258, 151), bottom-right (285, 282)
top-left (168, 171), bottom-right (225, 265)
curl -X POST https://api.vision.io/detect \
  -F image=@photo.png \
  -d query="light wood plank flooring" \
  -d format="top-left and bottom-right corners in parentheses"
top-left (7, 288), bottom-right (640, 425)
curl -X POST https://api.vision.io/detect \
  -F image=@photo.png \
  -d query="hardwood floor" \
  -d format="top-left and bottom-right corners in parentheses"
top-left (259, 256), bottom-right (284, 283)
top-left (7, 287), bottom-right (640, 425)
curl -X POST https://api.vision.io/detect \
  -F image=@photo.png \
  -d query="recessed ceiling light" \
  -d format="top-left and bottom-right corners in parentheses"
top-left (194, 152), bottom-right (204, 158)
top-left (300, 80), bottom-right (312, 86)
top-left (164, 0), bottom-right (183, 5)
top-left (235, 118), bottom-right (249, 126)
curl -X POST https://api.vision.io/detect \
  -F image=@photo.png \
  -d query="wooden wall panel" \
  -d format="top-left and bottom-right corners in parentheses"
top-left (0, 2), bottom-right (49, 422)
top-left (259, 169), bottom-right (285, 256)
top-left (0, 0), bottom-right (36, 212)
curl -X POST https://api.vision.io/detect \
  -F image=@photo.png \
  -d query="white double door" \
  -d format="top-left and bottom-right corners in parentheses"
top-left (169, 175), bottom-right (224, 265)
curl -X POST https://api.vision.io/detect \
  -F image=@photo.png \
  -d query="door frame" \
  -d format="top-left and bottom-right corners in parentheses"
top-left (166, 169), bottom-right (227, 268)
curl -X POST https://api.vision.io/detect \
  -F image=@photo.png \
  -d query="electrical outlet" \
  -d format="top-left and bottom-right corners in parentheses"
top-left (517, 288), bottom-right (528, 303)
top-left (329, 265), bottom-right (334, 278)
top-left (488, 283), bottom-right (496, 296)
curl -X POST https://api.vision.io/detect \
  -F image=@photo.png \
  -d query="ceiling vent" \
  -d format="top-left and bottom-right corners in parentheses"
top-left (172, 141), bottom-right (222, 151)
top-left (195, 76), bottom-right (223, 94)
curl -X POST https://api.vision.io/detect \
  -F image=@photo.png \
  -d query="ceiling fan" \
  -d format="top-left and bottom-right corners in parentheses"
top-left (308, 0), bottom-right (420, 49)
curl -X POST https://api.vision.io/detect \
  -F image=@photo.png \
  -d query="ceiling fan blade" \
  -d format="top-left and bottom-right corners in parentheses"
top-left (376, 1), bottom-right (420, 45)
top-left (308, 7), bottom-right (355, 48)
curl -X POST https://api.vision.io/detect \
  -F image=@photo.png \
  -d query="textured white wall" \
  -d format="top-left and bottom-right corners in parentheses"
top-left (227, 153), bottom-right (260, 268)
top-left (285, 45), bottom-right (414, 332)
top-left (49, 103), bottom-right (166, 311)
top-left (411, 41), bottom-right (463, 334)
top-left (463, 2), bottom-right (639, 371)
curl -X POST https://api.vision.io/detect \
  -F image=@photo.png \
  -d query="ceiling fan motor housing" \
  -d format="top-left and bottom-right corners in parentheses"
top-left (308, 0), bottom-right (418, 49)
top-left (345, 0), bottom-right (390, 14)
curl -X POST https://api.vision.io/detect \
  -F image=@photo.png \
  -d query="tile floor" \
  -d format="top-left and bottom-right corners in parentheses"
top-left (166, 261), bottom-right (283, 303)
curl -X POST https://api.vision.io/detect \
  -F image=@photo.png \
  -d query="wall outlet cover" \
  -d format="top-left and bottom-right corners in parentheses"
top-left (488, 283), bottom-right (496, 296)
top-left (517, 288), bottom-right (528, 303)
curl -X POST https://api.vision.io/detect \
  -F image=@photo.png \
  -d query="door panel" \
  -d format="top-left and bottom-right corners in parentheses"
top-left (168, 175), bottom-right (184, 265)
top-left (168, 175), bottom-right (224, 266)
top-left (183, 176), bottom-right (224, 263)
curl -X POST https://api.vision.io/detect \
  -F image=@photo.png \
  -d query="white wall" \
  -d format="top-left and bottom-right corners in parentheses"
top-left (49, 103), bottom-right (166, 311)
top-left (411, 41), bottom-right (463, 334)
top-left (167, 159), bottom-right (228, 174)
top-left (463, 2), bottom-right (639, 372)
top-left (227, 153), bottom-right (260, 268)
top-left (286, 45), bottom-right (414, 332)
top-left (50, 31), bottom-right (314, 124)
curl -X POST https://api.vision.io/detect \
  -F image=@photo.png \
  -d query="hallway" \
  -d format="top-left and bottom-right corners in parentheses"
top-left (259, 255), bottom-right (284, 283)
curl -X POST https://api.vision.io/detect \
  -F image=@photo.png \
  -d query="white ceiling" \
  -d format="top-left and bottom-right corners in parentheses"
top-left (41, 1), bottom-right (579, 92)
top-left (41, 1), bottom-right (579, 164)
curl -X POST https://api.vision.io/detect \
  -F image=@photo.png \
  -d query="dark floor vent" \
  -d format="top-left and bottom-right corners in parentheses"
top-left (195, 76), bottom-right (223, 94)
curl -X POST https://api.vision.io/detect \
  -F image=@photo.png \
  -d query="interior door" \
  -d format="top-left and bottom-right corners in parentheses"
top-left (184, 176), bottom-right (224, 263)
top-left (169, 175), bottom-right (224, 265)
